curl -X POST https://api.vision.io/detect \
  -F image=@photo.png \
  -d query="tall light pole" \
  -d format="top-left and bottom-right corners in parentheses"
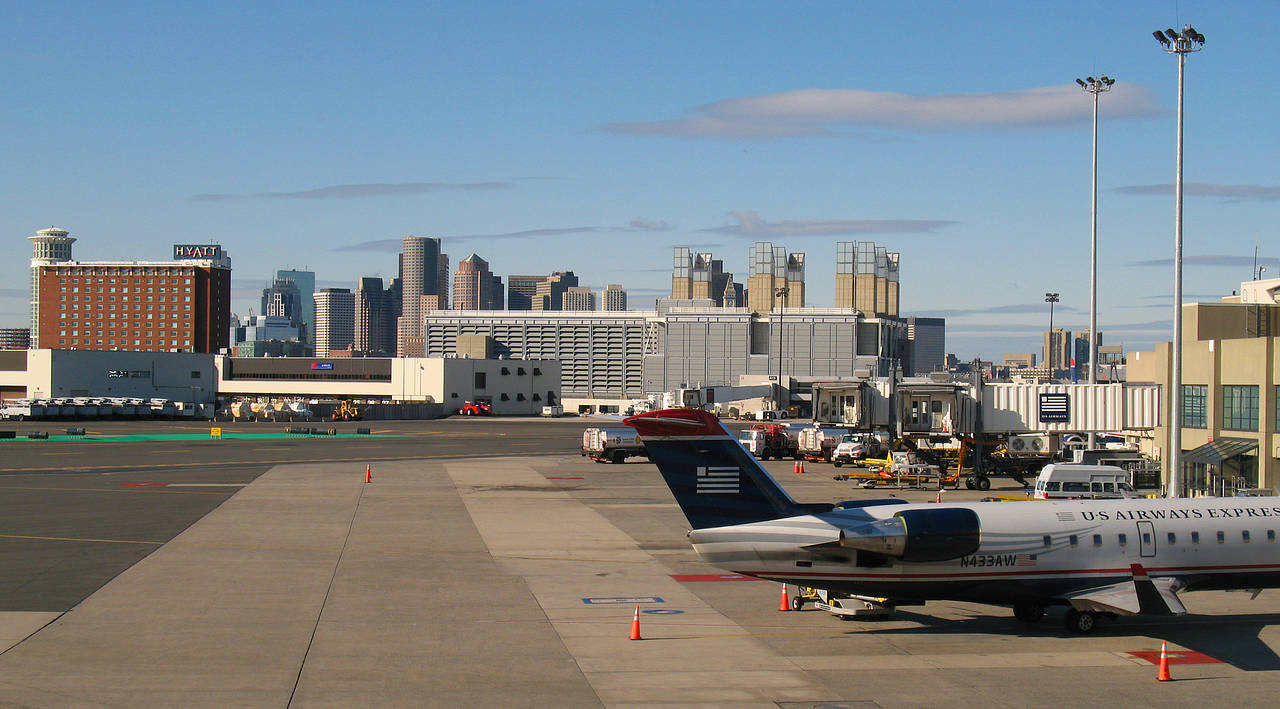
top-left (1045, 292), bottom-right (1060, 369)
top-left (1154, 24), bottom-right (1205, 498)
top-left (1076, 74), bottom-right (1114, 449)
top-left (775, 286), bottom-right (789, 414)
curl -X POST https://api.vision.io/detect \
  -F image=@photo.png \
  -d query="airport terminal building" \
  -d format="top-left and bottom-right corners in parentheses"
top-left (422, 305), bottom-right (904, 410)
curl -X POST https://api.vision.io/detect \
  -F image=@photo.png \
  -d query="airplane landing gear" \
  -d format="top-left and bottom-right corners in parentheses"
top-left (1064, 608), bottom-right (1099, 634)
top-left (1012, 600), bottom-right (1045, 623)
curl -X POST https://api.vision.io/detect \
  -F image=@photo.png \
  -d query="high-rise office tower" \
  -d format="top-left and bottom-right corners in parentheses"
top-left (507, 275), bottom-right (544, 311)
top-left (436, 253), bottom-right (450, 310)
top-left (534, 271), bottom-right (578, 310)
top-left (905, 316), bottom-right (946, 375)
top-left (836, 241), bottom-right (899, 317)
top-left (397, 236), bottom-right (442, 356)
top-left (1075, 330), bottom-right (1101, 366)
top-left (355, 276), bottom-right (391, 355)
top-left (562, 286), bottom-right (596, 311)
top-left (453, 254), bottom-right (503, 310)
top-left (275, 269), bottom-right (315, 341)
top-left (261, 278), bottom-right (303, 321)
top-left (1044, 328), bottom-right (1072, 371)
top-left (602, 284), bottom-right (627, 311)
top-left (746, 242), bottom-right (803, 314)
top-left (314, 288), bottom-right (355, 357)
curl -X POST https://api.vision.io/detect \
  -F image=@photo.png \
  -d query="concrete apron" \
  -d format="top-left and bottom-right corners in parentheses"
top-left (446, 458), bottom-right (832, 707)
top-left (0, 460), bottom-right (598, 708)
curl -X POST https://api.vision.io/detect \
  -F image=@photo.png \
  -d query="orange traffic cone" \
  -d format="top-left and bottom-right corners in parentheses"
top-left (629, 605), bottom-right (642, 640)
top-left (778, 583), bottom-right (790, 611)
top-left (1157, 640), bottom-right (1172, 681)
top-left (365, 464), bottom-right (372, 483)
top-left (799, 462), bottom-right (805, 474)
top-left (793, 461), bottom-right (801, 474)
top-left (935, 489), bottom-right (942, 504)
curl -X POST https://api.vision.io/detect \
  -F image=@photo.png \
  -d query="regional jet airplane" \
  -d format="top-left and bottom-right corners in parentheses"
top-left (625, 408), bottom-right (1280, 634)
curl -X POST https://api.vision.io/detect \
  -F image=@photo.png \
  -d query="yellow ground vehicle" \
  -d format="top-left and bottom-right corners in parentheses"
top-left (332, 400), bottom-right (362, 421)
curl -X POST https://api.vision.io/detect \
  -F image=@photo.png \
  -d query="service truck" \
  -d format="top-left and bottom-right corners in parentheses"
top-left (831, 432), bottom-right (886, 467)
top-left (797, 425), bottom-right (854, 463)
top-left (581, 427), bottom-right (647, 464)
top-left (736, 424), bottom-right (798, 460)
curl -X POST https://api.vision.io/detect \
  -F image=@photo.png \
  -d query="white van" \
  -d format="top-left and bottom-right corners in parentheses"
top-left (1032, 464), bottom-right (1137, 500)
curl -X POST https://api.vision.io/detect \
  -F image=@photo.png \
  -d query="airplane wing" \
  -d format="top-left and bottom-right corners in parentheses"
top-left (1063, 563), bottom-right (1187, 616)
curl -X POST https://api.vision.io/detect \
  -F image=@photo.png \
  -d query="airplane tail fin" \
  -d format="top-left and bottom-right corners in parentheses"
top-left (624, 408), bottom-right (811, 529)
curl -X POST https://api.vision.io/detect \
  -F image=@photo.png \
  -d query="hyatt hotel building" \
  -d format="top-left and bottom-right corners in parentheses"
top-left (29, 228), bottom-right (232, 353)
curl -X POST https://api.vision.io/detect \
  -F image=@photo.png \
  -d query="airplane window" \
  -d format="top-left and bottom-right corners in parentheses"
top-left (1069, 535), bottom-right (1078, 547)
top-left (1118, 533), bottom-right (1127, 546)
top-left (1243, 531), bottom-right (1251, 543)
top-left (1216, 531), bottom-right (1225, 543)
top-left (1142, 533), bottom-right (1151, 544)
top-left (1042, 535), bottom-right (1051, 547)
top-left (1191, 532), bottom-right (1200, 544)
top-left (1269, 530), bottom-right (1276, 542)
top-left (1093, 534), bottom-right (1102, 547)
top-left (1168, 533), bottom-right (1177, 544)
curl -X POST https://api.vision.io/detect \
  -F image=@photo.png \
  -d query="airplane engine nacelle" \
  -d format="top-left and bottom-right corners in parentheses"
top-left (838, 507), bottom-right (980, 563)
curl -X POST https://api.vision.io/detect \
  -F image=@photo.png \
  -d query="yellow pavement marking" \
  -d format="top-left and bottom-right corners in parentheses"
top-left (0, 485), bottom-right (231, 496)
top-left (0, 452), bottom-right (482, 474)
top-left (0, 533), bottom-right (164, 546)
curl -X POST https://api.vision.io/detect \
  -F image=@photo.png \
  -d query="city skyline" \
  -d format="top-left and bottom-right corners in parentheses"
top-left (3, 2), bottom-right (1278, 359)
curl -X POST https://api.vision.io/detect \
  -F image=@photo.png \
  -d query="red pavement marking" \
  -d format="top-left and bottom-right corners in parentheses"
top-left (121, 483), bottom-right (169, 487)
top-left (670, 574), bottom-right (755, 582)
top-left (1128, 650), bottom-right (1225, 665)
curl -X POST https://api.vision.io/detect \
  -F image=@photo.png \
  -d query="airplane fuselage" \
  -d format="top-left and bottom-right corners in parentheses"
top-left (691, 497), bottom-right (1280, 605)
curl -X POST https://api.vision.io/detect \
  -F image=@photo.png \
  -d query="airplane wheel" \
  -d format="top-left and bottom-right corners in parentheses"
top-left (964, 479), bottom-right (976, 490)
top-left (1013, 600), bottom-right (1045, 623)
top-left (1064, 609), bottom-right (1098, 634)
top-left (975, 477), bottom-right (991, 491)
top-left (833, 461), bottom-right (842, 468)
top-left (791, 596), bottom-right (805, 611)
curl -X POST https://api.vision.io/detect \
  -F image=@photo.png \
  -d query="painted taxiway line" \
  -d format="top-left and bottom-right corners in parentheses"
top-left (0, 533), bottom-right (165, 546)
top-left (0, 452), bottom-right (488, 474)
top-left (789, 650), bottom-right (1144, 670)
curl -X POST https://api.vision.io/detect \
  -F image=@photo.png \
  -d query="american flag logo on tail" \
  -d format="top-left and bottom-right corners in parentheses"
top-left (697, 466), bottom-right (740, 494)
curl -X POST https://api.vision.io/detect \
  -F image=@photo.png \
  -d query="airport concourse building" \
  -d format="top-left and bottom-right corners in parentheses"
top-left (1128, 290), bottom-right (1280, 493)
top-left (215, 356), bottom-right (559, 415)
top-left (0, 349), bottom-right (559, 416)
top-left (421, 305), bottom-right (904, 410)
top-left (0, 349), bottom-right (219, 403)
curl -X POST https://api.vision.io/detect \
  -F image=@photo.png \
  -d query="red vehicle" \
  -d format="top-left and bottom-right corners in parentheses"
top-left (458, 401), bottom-right (492, 416)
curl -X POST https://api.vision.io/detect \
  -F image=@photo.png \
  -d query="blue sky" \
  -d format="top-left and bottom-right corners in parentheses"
top-left (3, 1), bottom-right (1277, 360)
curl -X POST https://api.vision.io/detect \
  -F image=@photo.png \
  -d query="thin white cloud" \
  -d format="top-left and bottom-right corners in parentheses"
top-left (1126, 255), bottom-right (1275, 268)
top-left (702, 211), bottom-right (954, 237)
top-left (913, 303), bottom-right (1080, 319)
top-left (1115, 183), bottom-right (1280, 201)
top-left (191, 182), bottom-right (511, 201)
top-left (333, 219), bottom-right (673, 252)
top-left (605, 83), bottom-right (1160, 139)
